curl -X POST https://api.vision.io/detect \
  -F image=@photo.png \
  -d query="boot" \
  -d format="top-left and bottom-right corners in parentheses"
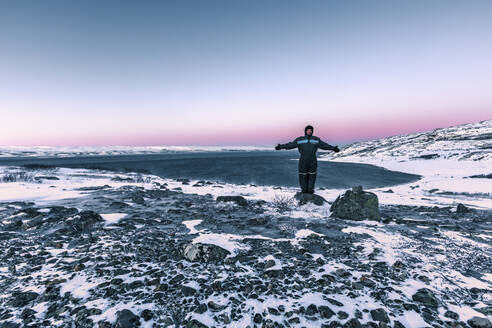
top-left (307, 173), bottom-right (316, 194)
top-left (298, 172), bottom-right (309, 193)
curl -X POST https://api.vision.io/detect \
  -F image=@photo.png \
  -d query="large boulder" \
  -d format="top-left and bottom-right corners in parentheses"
top-left (113, 309), bottom-right (140, 328)
top-left (69, 210), bottom-right (104, 233)
top-left (182, 243), bottom-right (231, 263)
top-left (467, 317), bottom-right (492, 328)
top-left (330, 186), bottom-right (380, 221)
top-left (294, 192), bottom-right (327, 206)
top-left (412, 288), bottom-right (439, 308)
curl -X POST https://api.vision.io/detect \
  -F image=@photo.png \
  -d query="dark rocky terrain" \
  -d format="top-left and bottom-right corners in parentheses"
top-left (0, 167), bottom-right (491, 328)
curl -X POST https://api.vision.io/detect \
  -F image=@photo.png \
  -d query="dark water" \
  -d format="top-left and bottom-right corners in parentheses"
top-left (0, 151), bottom-right (420, 189)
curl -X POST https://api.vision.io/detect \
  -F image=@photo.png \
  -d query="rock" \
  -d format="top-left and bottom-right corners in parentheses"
top-left (113, 309), bottom-right (140, 328)
top-left (412, 288), bottom-right (439, 308)
top-left (343, 318), bottom-right (362, 328)
top-left (207, 300), bottom-right (226, 312)
top-left (177, 178), bottom-right (190, 184)
top-left (8, 291), bottom-right (39, 307)
top-left (467, 317), bottom-right (492, 328)
top-left (181, 285), bottom-right (197, 296)
top-left (370, 308), bottom-right (389, 322)
top-left (69, 210), bottom-right (104, 233)
top-left (216, 195), bottom-right (248, 206)
top-left (0, 323), bottom-right (20, 328)
top-left (182, 243), bottom-right (231, 263)
top-left (194, 303), bottom-right (207, 314)
top-left (330, 186), bottom-right (380, 221)
top-left (318, 305), bottom-right (335, 319)
top-left (140, 309), bottom-right (153, 321)
top-left (294, 192), bottom-right (327, 206)
top-left (457, 203), bottom-right (471, 214)
top-left (444, 310), bottom-right (459, 320)
top-left (337, 311), bottom-right (349, 319)
top-left (476, 306), bottom-right (492, 316)
top-left (263, 259), bottom-right (276, 269)
top-left (393, 321), bottom-right (406, 328)
top-left (305, 304), bottom-right (318, 315)
top-left (186, 319), bottom-right (208, 328)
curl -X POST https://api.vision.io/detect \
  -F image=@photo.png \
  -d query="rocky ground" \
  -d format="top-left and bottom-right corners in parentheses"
top-left (0, 166), bottom-right (491, 328)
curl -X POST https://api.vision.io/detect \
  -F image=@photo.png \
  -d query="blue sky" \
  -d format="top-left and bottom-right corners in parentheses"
top-left (1, 0), bottom-right (491, 146)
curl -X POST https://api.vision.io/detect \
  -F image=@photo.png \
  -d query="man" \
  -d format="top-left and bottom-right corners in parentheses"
top-left (275, 125), bottom-right (340, 194)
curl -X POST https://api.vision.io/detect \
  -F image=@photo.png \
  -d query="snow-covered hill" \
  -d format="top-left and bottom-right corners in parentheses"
top-left (325, 119), bottom-right (492, 210)
top-left (330, 119), bottom-right (492, 162)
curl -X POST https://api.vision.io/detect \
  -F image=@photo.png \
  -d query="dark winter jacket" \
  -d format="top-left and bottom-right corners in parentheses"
top-left (278, 132), bottom-right (337, 172)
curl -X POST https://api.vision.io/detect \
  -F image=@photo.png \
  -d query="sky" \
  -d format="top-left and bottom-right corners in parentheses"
top-left (1, 0), bottom-right (491, 147)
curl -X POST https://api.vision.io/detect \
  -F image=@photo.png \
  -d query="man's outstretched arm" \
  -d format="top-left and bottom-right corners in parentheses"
top-left (276, 138), bottom-right (298, 150)
top-left (318, 139), bottom-right (340, 152)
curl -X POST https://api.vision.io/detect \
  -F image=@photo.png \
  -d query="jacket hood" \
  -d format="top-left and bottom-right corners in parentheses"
top-left (304, 125), bottom-right (314, 136)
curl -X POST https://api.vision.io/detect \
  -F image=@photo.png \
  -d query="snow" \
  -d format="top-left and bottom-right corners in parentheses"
top-left (101, 213), bottom-right (127, 225)
top-left (182, 219), bottom-right (203, 234)
top-left (59, 274), bottom-right (100, 299)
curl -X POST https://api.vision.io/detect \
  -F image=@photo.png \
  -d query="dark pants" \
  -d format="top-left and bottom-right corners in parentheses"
top-left (298, 158), bottom-right (317, 194)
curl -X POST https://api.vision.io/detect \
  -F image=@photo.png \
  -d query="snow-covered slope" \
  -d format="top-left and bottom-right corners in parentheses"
top-left (330, 119), bottom-right (492, 162)
top-left (325, 119), bottom-right (492, 209)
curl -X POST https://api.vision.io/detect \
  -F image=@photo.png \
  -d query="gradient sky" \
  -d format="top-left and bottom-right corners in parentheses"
top-left (1, 0), bottom-right (491, 146)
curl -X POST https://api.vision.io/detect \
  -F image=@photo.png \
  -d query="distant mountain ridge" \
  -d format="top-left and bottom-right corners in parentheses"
top-left (330, 119), bottom-right (492, 162)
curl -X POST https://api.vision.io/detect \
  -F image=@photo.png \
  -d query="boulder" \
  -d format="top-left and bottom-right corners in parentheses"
top-left (182, 243), bottom-right (231, 263)
top-left (8, 291), bottom-right (39, 307)
top-left (370, 308), bottom-right (389, 322)
top-left (294, 192), bottom-right (327, 206)
top-left (113, 309), bottom-right (140, 328)
top-left (216, 195), bottom-right (248, 207)
top-left (467, 317), bottom-right (492, 328)
top-left (456, 203), bottom-right (471, 214)
top-left (412, 288), bottom-right (439, 308)
top-left (330, 186), bottom-right (380, 221)
top-left (69, 210), bottom-right (104, 233)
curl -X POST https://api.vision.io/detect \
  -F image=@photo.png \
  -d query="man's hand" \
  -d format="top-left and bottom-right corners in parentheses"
top-left (275, 144), bottom-right (281, 151)
top-left (333, 146), bottom-right (340, 153)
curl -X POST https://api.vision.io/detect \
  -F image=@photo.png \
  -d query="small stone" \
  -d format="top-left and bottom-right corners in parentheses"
top-left (344, 318), bottom-right (362, 328)
top-left (141, 309), bottom-right (153, 321)
top-left (181, 285), bottom-right (196, 296)
top-left (216, 195), bottom-right (248, 206)
top-left (337, 311), bottom-right (349, 319)
top-left (182, 243), bottom-right (230, 263)
top-left (186, 319), bottom-right (208, 328)
top-left (207, 300), bottom-right (226, 312)
top-left (194, 303), bottom-right (207, 314)
top-left (444, 310), bottom-right (459, 320)
top-left (319, 305), bottom-right (335, 319)
top-left (305, 304), bottom-right (318, 315)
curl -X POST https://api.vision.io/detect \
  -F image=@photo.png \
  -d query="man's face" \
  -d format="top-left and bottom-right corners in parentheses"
top-left (306, 129), bottom-right (313, 135)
